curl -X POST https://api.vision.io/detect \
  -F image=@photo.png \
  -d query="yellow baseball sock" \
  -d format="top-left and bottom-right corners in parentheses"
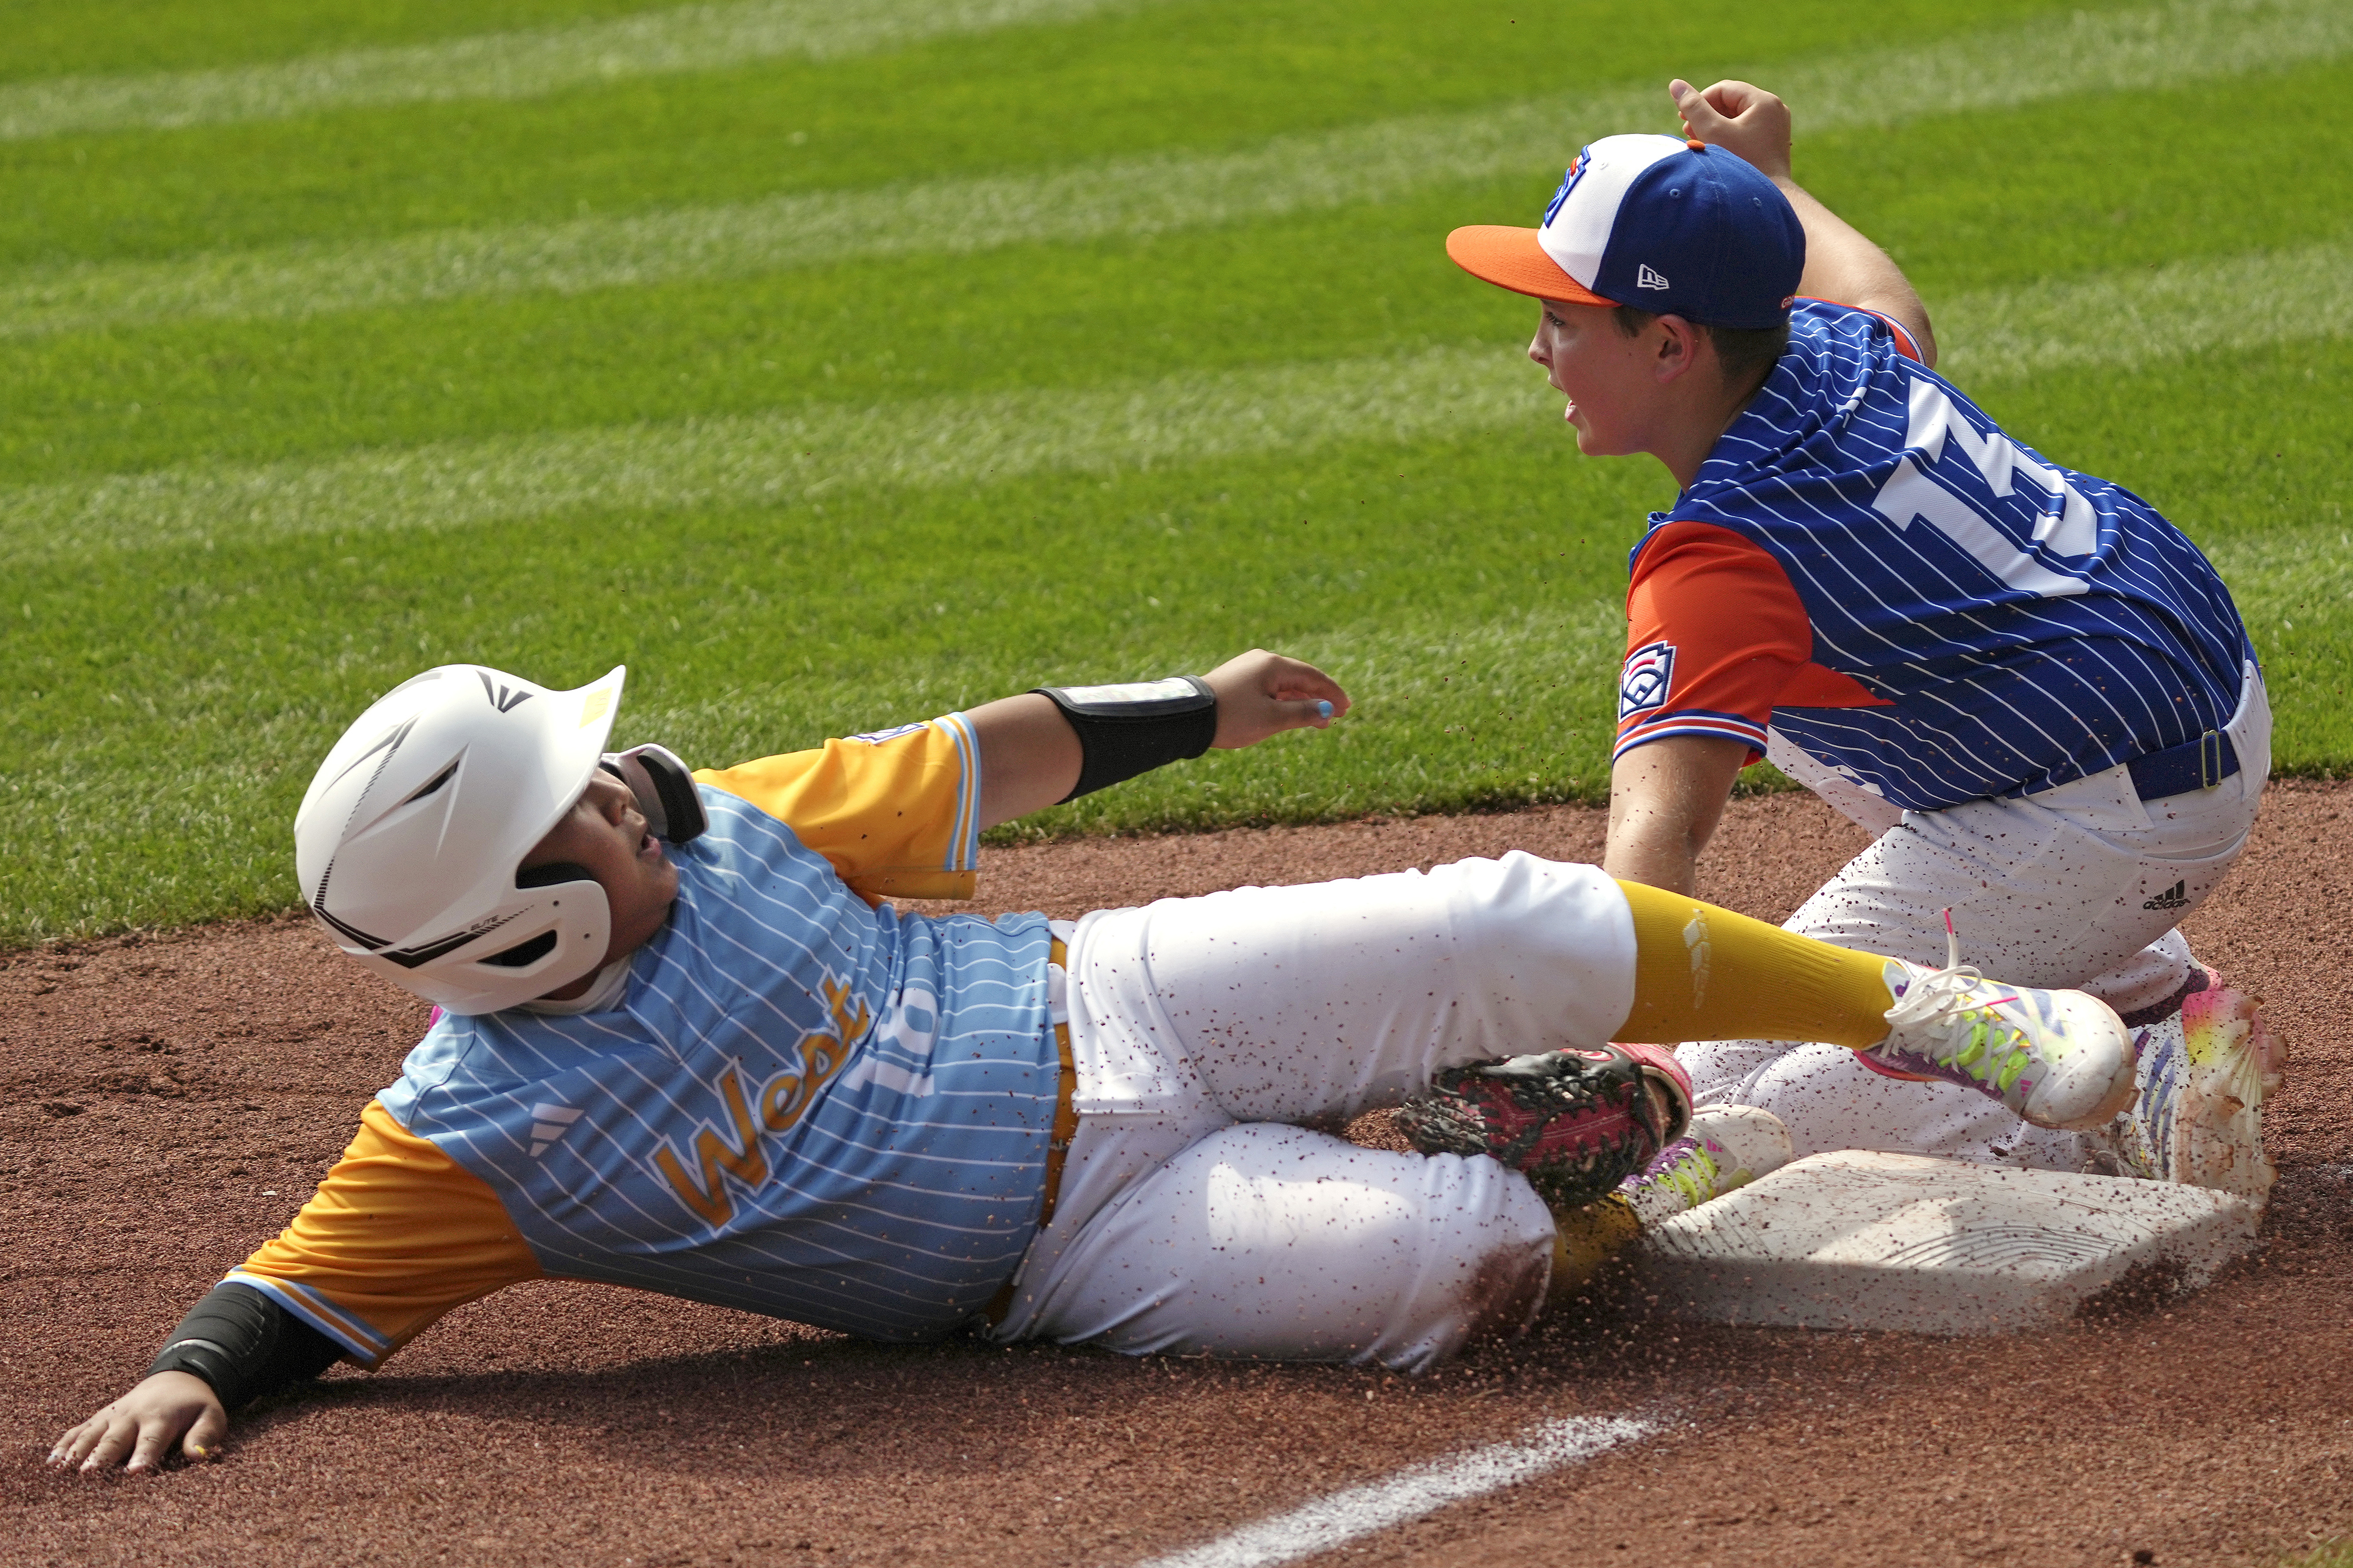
top-left (1550, 1195), bottom-right (1644, 1298)
top-left (1613, 879), bottom-right (1897, 1049)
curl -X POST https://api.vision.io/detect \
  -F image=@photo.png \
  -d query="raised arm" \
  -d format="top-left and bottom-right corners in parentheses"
top-left (971, 649), bottom-right (1349, 828)
top-left (1669, 78), bottom-right (1938, 368)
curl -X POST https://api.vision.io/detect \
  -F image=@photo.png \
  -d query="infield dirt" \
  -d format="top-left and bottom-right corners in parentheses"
top-left (6, 784), bottom-right (2349, 1568)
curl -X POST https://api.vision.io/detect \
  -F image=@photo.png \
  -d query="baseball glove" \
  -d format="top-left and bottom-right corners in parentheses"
top-left (1395, 1042), bottom-right (1693, 1212)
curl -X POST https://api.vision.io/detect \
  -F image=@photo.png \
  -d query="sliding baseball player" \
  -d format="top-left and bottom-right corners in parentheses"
top-left (55, 650), bottom-right (2134, 1470)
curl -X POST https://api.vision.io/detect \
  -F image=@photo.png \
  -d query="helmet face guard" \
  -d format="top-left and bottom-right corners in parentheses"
top-left (295, 665), bottom-right (628, 1015)
top-left (600, 743), bottom-right (706, 846)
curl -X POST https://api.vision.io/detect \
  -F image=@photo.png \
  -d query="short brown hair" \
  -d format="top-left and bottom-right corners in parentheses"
top-left (1611, 304), bottom-right (1789, 397)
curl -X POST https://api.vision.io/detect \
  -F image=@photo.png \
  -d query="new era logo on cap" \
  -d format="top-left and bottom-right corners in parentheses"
top-left (1637, 263), bottom-right (1670, 290)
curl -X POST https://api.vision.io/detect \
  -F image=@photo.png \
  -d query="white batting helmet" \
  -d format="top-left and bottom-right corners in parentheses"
top-left (294, 663), bottom-right (626, 1016)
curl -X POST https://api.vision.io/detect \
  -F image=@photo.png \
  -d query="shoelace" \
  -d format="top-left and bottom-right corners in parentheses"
top-left (1872, 910), bottom-right (2019, 1063)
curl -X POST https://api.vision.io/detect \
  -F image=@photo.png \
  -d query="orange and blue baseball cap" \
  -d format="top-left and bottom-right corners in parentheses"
top-left (1447, 134), bottom-right (1804, 329)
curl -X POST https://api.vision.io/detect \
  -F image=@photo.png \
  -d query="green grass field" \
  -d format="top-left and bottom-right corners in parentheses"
top-left (4, 0), bottom-right (2350, 946)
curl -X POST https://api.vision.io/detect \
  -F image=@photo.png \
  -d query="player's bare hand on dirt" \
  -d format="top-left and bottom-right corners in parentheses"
top-left (48, 1372), bottom-right (226, 1474)
top-left (1669, 79), bottom-right (1793, 181)
top-left (1202, 650), bottom-right (1350, 749)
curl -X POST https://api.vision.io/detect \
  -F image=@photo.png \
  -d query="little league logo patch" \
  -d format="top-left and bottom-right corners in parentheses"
top-left (1618, 641), bottom-right (1675, 720)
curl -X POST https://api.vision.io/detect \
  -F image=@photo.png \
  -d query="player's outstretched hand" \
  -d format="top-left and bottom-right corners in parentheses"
top-left (1201, 649), bottom-right (1350, 750)
top-left (48, 1372), bottom-right (226, 1475)
top-left (1669, 78), bottom-right (1793, 182)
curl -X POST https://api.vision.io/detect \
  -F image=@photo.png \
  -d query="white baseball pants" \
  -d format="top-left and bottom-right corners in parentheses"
top-left (986, 853), bottom-right (1639, 1373)
top-left (1683, 665), bottom-right (2271, 1171)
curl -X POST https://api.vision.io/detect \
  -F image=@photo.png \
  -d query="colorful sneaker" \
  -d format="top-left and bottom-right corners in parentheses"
top-left (1397, 1041), bottom-right (1691, 1212)
top-left (2093, 975), bottom-right (2281, 1202)
top-left (1867, 915), bottom-right (2135, 1132)
top-left (1551, 1106), bottom-right (1794, 1293)
top-left (1617, 1105), bottom-right (1795, 1226)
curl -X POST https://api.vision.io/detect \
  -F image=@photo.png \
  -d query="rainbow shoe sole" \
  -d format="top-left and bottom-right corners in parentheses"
top-left (2098, 980), bottom-right (2281, 1202)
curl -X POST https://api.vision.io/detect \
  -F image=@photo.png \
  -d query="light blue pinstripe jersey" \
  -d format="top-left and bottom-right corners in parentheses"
top-left (376, 785), bottom-right (1058, 1341)
top-left (1651, 301), bottom-right (2255, 812)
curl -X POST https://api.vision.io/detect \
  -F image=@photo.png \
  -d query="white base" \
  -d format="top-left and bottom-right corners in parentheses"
top-left (1634, 1150), bottom-right (2259, 1335)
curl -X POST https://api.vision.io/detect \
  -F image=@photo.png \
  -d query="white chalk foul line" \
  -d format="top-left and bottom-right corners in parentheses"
top-left (1, 0), bottom-right (2343, 339)
top-left (4, 235), bottom-right (2345, 568)
top-left (1124, 1413), bottom-right (1658, 1568)
top-left (0, 0), bottom-right (1164, 143)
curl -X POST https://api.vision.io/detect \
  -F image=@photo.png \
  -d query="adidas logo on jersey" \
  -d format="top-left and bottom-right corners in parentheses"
top-left (1636, 263), bottom-right (1670, 291)
top-left (2142, 880), bottom-right (2189, 911)
top-left (529, 1100), bottom-right (584, 1156)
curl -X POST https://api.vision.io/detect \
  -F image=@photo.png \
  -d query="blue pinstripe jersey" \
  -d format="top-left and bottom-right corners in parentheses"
top-left (1650, 300), bottom-right (2255, 812)
top-left (376, 784), bottom-right (1059, 1342)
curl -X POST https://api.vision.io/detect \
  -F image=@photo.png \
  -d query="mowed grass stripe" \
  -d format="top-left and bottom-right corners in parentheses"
top-left (1939, 243), bottom-right (2353, 381)
top-left (0, 346), bottom-right (1545, 562)
top-left (4, 0), bottom-right (2341, 339)
top-left (0, 0), bottom-right (1164, 143)
top-left (4, 237), bottom-right (2345, 564)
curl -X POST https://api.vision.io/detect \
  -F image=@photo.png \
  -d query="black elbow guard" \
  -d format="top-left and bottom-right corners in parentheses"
top-left (148, 1282), bottom-right (345, 1411)
top-left (1032, 676), bottom-right (1218, 801)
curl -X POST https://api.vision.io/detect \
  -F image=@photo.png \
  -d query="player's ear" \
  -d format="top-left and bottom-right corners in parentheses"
top-left (1651, 313), bottom-right (1703, 383)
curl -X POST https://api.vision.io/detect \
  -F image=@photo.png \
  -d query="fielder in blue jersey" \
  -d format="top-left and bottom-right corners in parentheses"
top-left (56, 642), bottom-right (2159, 1473)
top-left (1445, 81), bottom-right (2282, 1186)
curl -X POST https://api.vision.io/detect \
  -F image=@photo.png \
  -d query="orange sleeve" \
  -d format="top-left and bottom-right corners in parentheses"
top-left (692, 713), bottom-right (981, 905)
top-left (1798, 296), bottom-right (1924, 362)
top-left (1615, 522), bottom-right (1882, 767)
top-left (226, 1100), bottom-right (542, 1368)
